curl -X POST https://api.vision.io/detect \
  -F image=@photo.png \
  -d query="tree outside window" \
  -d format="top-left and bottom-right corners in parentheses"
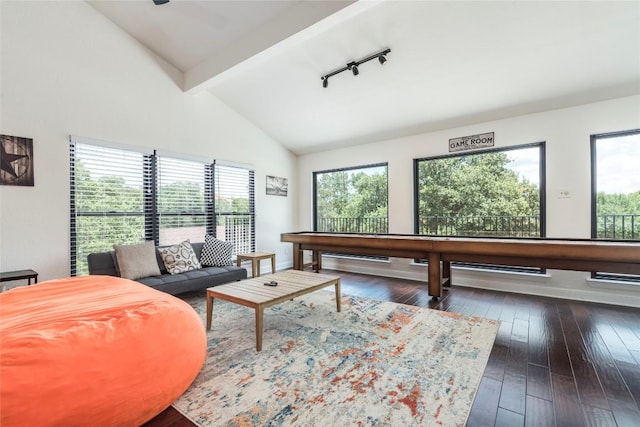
top-left (314, 164), bottom-right (388, 234)
top-left (415, 144), bottom-right (543, 238)
top-left (591, 129), bottom-right (640, 282)
top-left (592, 129), bottom-right (640, 241)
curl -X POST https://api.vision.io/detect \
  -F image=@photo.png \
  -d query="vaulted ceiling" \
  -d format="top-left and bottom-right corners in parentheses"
top-left (90, 0), bottom-right (640, 155)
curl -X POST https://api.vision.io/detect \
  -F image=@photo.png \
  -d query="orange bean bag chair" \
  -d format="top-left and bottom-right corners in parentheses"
top-left (0, 275), bottom-right (206, 426)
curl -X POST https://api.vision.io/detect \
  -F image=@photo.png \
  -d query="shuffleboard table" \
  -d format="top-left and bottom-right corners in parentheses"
top-left (280, 232), bottom-right (640, 299)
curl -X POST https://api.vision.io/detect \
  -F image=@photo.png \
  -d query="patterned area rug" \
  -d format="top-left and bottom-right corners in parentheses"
top-left (173, 290), bottom-right (499, 426)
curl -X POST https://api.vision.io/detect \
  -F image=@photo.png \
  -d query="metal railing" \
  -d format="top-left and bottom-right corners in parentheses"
top-left (317, 217), bottom-right (388, 234)
top-left (217, 214), bottom-right (254, 254)
top-left (597, 214), bottom-right (640, 240)
top-left (418, 215), bottom-right (541, 238)
top-left (317, 214), bottom-right (639, 240)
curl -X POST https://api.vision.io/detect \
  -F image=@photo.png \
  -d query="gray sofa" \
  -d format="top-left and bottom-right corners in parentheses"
top-left (87, 242), bottom-right (247, 295)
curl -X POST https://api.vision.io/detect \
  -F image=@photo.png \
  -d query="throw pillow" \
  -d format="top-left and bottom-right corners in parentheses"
top-left (113, 241), bottom-right (161, 280)
top-left (159, 240), bottom-right (202, 275)
top-left (200, 234), bottom-right (234, 267)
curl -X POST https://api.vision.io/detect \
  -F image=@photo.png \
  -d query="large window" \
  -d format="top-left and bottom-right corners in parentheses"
top-left (214, 162), bottom-right (255, 255)
top-left (70, 137), bottom-right (254, 275)
top-left (70, 141), bottom-right (152, 275)
top-left (313, 163), bottom-right (388, 234)
top-left (157, 155), bottom-right (213, 245)
top-left (591, 129), bottom-right (640, 281)
top-left (414, 143), bottom-right (544, 271)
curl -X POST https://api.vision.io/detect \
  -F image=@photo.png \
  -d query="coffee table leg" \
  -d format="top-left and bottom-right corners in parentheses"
top-left (335, 279), bottom-right (341, 312)
top-left (206, 294), bottom-right (214, 330)
top-left (255, 306), bottom-right (264, 352)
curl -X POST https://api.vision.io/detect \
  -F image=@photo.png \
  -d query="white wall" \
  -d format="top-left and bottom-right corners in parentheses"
top-left (297, 96), bottom-right (640, 307)
top-left (0, 1), bottom-right (297, 283)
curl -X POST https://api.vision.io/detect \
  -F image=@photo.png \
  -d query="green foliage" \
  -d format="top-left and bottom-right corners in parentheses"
top-left (316, 168), bottom-right (388, 233)
top-left (316, 171), bottom-right (352, 219)
top-left (158, 181), bottom-right (204, 213)
top-left (73, 159), bottom-right (249, 273)
top-left (597, 191), bottom-right (640, 215)
top-left (417, 152), bottom-right (539, 217)
top-left (416, 152), bottom-right (540, 237)
top-left (596, 191), bottom-right (640, 239)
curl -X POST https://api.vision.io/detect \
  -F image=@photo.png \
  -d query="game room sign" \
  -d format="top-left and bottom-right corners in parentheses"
top-left (449, 132), bottom-right (494, 152)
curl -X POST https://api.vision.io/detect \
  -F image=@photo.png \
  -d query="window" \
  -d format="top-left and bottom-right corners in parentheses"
top-left (157, 155), bottom-right (213, 245)
top-left (414, 143), bottom-right (544, 271)
top-left (70, 140), bottom-right (153, 275)
top-left (213, 161), bottom-right (255, 255)
top-left (591, 129), bottom-right (640, 282)
top-left (313, 163), bottom-right (388, 234)
top-left (70, 137), bottom-right (255, 275)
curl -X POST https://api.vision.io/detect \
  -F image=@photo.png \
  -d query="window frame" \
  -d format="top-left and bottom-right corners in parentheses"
top-left (155, 152), bottom-right (214, 246)
top-left (312, 162), bottom-right (389, 260)
top-left (590, 128), bottom-right (640, 282)
top-left (413, 142), bottom-right (546, 273)
top-left (69, 138), bottom-right (255, 276)
top-left (69, 139), bottom-right (154, 275)
top-left (312, 162), bottom-right (389, 234)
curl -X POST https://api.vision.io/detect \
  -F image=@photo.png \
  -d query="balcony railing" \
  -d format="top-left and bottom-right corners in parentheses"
top-left (217, 214), bottom-right (254, 254)
top-left (418, 215), bottom-right (541, 238)
top-left (597, 214), bottom-right (640, 240)
top-left (317, 214), bottom-right (639, 240)
top-left (317, 217), bottom-right (388, 234)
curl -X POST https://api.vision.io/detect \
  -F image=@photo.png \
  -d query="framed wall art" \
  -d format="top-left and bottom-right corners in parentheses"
top-left (1, 134), bottom-right (34, 186)
top-left (266, 175), bottom-right (288, 196)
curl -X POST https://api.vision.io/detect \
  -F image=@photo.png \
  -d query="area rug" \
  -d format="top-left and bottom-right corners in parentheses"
top-left (173, 290), bottom-right (499, 426)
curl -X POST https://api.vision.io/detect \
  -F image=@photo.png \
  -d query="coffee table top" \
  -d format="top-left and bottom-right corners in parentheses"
top-left (207, 270), bottom-right (340, 308)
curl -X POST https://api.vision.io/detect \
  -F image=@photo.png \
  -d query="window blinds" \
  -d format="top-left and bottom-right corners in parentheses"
top-left (214, 161), bottom-right (256, 255)
top-left (156, 156), bottom-right (213, 246)
top-left (69, 141), bottom-right (152, 275)
top-left (69, 138), bottom-right (255, 276)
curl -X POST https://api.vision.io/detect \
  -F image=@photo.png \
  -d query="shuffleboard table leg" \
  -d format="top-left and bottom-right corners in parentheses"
top-left (428, 252), bottom-right (442, 300)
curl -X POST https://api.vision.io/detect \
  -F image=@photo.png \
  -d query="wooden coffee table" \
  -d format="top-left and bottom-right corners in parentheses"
top-left (206, 270), bottom-right (341, 351)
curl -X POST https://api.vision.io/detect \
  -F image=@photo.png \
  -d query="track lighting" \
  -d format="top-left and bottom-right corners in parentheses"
top-left (321, 48), bottom-right (390, 88)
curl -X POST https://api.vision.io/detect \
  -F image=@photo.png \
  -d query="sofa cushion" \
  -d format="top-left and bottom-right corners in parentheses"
top-left (113, 241), bottom-right (161, 280)
top-left (200, 235), bottom-right (233, 267)
top-left (159, 240), bottom-right (202, 275)
top-left (137, 266), bottom-right (247, 295)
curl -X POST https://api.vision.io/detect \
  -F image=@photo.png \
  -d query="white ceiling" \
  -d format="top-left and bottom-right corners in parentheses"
top-left (90, 0), bottom-right (640, 155)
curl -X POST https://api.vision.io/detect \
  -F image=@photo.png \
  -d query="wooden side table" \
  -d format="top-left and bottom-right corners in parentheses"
top-left (236, 252), bottom-right (276, 278)
top-left (0, 269), bottom-right (39, 289)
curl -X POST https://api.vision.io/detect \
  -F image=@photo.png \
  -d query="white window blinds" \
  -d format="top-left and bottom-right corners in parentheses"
top-left (70, 138), bottom-right (255, 276)
top-left (214, 161), bottom-right (255, 255)
top-left (157, 156), bottom-right (213, 246)
top-left (70, 140), bottom-right (152, 275)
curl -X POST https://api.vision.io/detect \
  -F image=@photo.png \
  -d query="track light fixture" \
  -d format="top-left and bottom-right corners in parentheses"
top-left (321, 48), bottom-right (390, 88)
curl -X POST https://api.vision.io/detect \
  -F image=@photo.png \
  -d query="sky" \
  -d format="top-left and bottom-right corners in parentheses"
top-left (595, 134), bottom-right (640, 194)
top-left (507, 134), bottom-right (640, 195)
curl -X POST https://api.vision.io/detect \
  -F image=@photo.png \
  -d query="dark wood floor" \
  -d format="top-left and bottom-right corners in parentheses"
top-left (144, 270), bottom-right (640, 427)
